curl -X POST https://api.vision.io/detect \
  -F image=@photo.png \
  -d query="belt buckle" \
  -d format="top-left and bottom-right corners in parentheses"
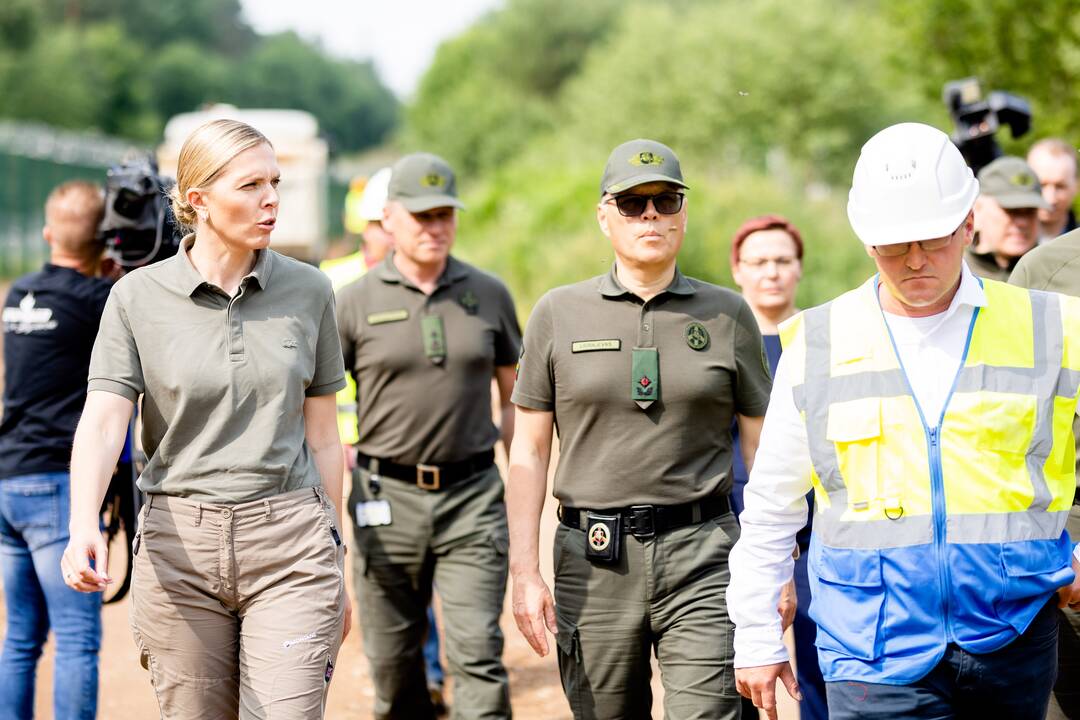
top-left (628, 505), bottom-right (656, 538)
top-left (416, 463), bottom-right (441, 491)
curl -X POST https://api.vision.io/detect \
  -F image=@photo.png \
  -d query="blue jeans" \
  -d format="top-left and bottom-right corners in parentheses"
top-left (0, 473), bottom-right (102, 719)
top-left (826, 596), bottom-right (1059, 719)
top-left (424, 604), bottom-right (444, 687)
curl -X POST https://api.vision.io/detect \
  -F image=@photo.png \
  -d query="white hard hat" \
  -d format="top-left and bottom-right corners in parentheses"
top-left (358, 167), bottom-right (392, 221)
top-left (847, 122), bottom-right (979, 246)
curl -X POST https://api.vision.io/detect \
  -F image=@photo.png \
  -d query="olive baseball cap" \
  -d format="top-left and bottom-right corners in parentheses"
top-left (388, 152), bottom-right (465, 212)
top-left (600, 139), bottom-right (688, 195)
top-left (977, 156), bottom-right (1049, 210)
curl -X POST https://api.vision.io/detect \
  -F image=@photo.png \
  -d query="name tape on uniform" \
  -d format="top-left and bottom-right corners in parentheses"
top-left (354, 500), bottom-right (392, 527)
top-left (571, 339), bottom-right (622, 353)
top-left (367, 309), bottom-right (409, 325)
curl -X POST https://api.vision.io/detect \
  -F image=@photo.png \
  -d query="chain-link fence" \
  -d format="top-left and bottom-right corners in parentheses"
top-left (0, 122), bottom-right (148, 277)
top-left (0, 121), bottom-right (352, 277)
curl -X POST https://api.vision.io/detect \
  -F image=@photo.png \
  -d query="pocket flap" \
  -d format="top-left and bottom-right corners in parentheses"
top-left (1001, 539), bottom-right (1070, 578)
top-left (813, 546), bottom-right (883, 588)
top-left (826, 398), bottom-right (882, 443)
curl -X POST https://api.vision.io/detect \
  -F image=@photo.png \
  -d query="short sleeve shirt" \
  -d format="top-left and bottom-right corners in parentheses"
top-left (0, 265), bottom-right (112, 479)
top-left (336, 253), bottom-right (520, 465)
top-left (88, 236), bottom-right (346, 503)
top-left (512, 266), bottom-right (772, 507)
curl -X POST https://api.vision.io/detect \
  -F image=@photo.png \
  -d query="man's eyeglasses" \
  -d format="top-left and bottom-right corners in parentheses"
top-left (871, 234), bottom-right (954, 258)
top-left (606, 191), bottom-right (685, 217)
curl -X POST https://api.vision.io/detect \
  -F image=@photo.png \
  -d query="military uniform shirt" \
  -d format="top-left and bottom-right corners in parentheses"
top-left (336, 252), bottom-right (520, 465)
top-left (512, 266), bottom-right (772, 507)
top-left (88, 236), bottom-right (346, 503)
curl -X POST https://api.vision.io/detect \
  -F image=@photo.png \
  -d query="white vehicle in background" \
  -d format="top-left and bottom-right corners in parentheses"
top-left (158, 104), bottom-right (328, 262)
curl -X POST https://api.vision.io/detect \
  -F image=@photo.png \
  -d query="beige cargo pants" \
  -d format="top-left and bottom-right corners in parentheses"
top-left (130, 487), bottom-right (347, 719)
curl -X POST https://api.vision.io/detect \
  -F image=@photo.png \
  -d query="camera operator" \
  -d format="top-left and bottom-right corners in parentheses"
top-left (0, 180), bottom-right (112, 720)
top-left (965, 156), bottom-right (1047, 281)
top-left (1027, 138), bottom-right (1079, 242)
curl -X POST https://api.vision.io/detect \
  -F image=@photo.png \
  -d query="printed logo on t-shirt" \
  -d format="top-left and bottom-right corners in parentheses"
top-left (3, 293), bottom-right (57, 334)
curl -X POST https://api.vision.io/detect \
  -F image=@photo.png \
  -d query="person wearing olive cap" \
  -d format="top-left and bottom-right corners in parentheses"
top-left (965, 155), bottom-right (1049, 281)
top-left (508, 139), bottom-right (772, 719)
top-left (729, 122), bottom-right (1080, 720)
top-left (336, 152), bottom-right (520, 719)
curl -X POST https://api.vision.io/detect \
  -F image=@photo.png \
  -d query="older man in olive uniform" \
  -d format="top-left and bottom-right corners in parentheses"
top-left (508, 139), bottom-right (772, 720)
top-left (966, 155), bottom-right (1048, 281)
top-left (337, 153), bottom-right (520, 720)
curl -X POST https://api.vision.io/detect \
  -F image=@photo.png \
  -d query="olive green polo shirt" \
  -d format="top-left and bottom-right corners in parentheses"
top-left (512, 266), bottom-right (772, 508)
top-left (88, 236), bottom-right (347, 503)
top-left (336, 253), bottom-right (520, 465)
top-left (965, 245), bottom-right (1014, 282)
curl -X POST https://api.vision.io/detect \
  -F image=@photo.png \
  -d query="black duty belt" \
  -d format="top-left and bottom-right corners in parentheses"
top-left (559, 495), bottom-right (731, 538)
top-left (357, 449), bottom-right (495, 491)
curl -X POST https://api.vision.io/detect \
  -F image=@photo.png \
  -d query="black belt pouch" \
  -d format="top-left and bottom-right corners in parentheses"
top-left (583, 511), bottom-right (621, 564)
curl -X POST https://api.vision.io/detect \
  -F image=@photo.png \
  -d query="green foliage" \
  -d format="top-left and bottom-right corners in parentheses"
top-left (405, 0), bottom-right (621, 175)
top-left (1, 1), bottom-right (398, 151)
top-left (230, 33), bottom-right (398, 153)
top-left (887, 0), bottom-right (1080, 148)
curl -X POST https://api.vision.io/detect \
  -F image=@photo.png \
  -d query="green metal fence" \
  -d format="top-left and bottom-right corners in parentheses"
top-left (0, 122), bottom-right (148, 278)
top-left (0, 121), bottom-right (351, 276)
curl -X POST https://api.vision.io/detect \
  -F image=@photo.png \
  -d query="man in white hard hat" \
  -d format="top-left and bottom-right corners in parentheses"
top-left (324, 167), bottom-right (394, 291)
top-left (728, 122), bottom-right (1080, 720)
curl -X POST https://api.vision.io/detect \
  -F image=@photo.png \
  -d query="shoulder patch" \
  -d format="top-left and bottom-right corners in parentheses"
top-left (366, 309), bottom-right (409, 325)
top-left (571, 339), bottom-right (622, 353)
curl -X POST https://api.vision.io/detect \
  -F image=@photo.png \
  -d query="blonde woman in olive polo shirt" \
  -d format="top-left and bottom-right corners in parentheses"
top-left (60, 119), bottom-right (351, 719)
top-left (509, 139), bottom-right (773, 720)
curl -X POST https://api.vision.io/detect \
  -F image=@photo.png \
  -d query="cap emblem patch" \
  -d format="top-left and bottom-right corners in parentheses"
top-left (421, 173), bottom-right (447, 188)
top-left (630, 151), bottom-right (665, 167)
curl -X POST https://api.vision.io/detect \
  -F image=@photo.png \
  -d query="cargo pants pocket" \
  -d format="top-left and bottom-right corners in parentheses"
top-left (555, 623), bottom-right (587, 719)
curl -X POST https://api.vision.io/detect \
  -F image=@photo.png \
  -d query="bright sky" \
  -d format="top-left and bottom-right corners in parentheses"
top-left (239, 0), bottom-right (503, 99)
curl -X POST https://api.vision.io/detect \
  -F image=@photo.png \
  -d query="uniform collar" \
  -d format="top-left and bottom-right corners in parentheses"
top-left (176, 234), bottom-right (273, 297)
top-left (373, 251), bottom-right (468, 289)
top-left (598, 263), bottom-right (695, 298)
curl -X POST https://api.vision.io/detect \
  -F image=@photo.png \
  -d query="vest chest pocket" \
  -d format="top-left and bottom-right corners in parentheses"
top-left (810, 546), bottom-right (886, 661)
top-left (826, 398), bottom-right (882, 510)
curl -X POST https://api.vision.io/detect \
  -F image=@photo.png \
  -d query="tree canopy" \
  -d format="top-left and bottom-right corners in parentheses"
top-left (0, 0), bottom-right (398, 152)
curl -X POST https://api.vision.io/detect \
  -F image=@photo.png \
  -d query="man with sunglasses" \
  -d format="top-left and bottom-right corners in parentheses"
top-left (508, 139), bottom-right (773, 719)
top-left (729, 122), bottom-right (1080, 720)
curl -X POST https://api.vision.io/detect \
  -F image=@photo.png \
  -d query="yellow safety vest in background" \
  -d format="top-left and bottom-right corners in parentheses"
top-left (320, 252), bottom-right (366, 445)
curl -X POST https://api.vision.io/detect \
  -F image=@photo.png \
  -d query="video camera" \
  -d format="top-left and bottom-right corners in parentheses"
top-left (943, 78), bottom-right (1032, 175)
top-left (99, 156), bottom-right (183, 269)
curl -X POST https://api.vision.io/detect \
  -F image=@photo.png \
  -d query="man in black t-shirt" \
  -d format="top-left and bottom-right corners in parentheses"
top-left (0, 180), bottom-right (111, 719)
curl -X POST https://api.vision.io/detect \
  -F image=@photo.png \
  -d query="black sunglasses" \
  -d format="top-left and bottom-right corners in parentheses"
top-left (606, 191), bottom-right (685, 217)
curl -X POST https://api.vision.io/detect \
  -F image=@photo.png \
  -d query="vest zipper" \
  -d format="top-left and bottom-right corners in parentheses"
top-left (926, 426), bottom-right (954, 643)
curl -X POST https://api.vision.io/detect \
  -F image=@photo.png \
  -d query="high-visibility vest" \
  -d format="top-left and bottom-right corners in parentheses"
top-left (320, 252), bottom-right (366, 445)
top-left (780, 276), bottom-right (1078, 684)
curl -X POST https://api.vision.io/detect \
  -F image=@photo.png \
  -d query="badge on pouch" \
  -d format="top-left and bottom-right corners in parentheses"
top-left (584, 512), bottom-right (621, 564)
top-left (421, 315), bottom-right (447, 364)
top-left (354, 500), bottom-right (392, 527)
top-left (631, 346), bottom-right (659, 409)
